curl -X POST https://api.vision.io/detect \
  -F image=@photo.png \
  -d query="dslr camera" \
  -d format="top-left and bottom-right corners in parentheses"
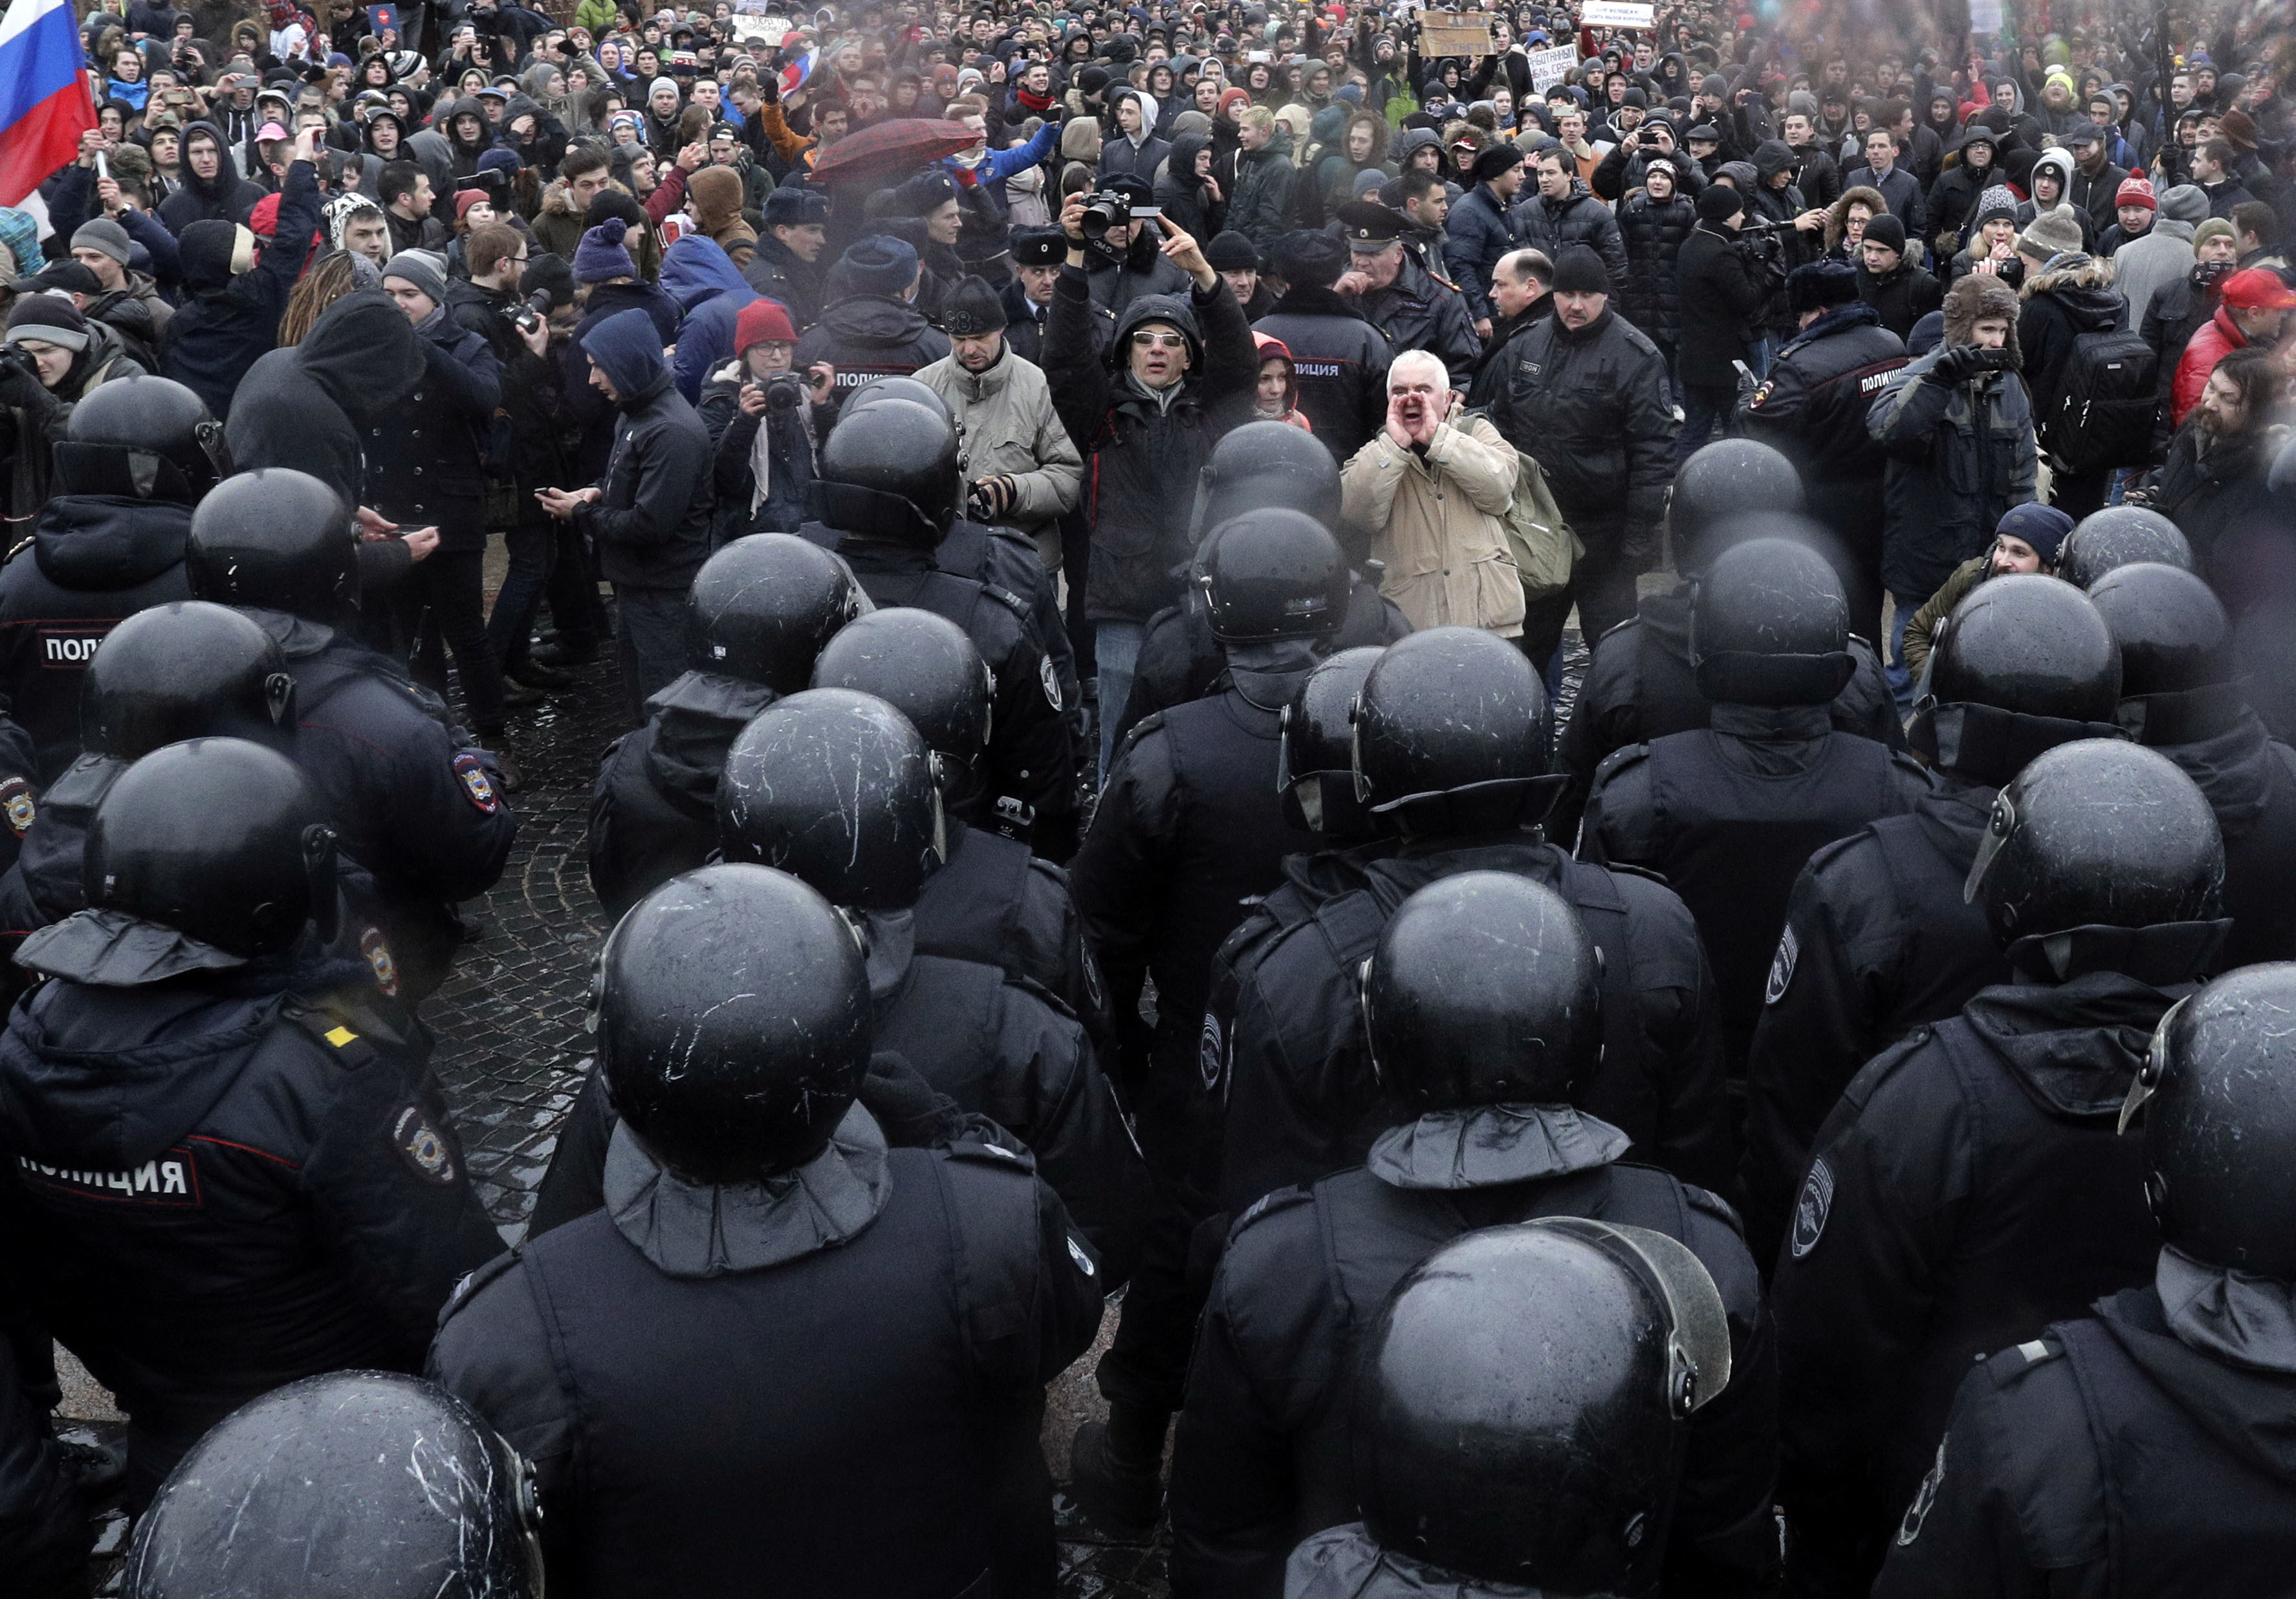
top-left (1080, 190), bottom-right (1159, 239)
top-left (750, 371), bottom-right (807, 410)
top-left (508, 288), bottom-right (556, 336)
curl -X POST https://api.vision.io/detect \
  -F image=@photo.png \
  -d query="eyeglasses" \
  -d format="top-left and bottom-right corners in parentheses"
top-left (1130, 332), bottom-right (1186, 351)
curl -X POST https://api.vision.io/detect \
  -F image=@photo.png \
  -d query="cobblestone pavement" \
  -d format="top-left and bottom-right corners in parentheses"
top-left (65, 615), bottom-right (1590, 1598)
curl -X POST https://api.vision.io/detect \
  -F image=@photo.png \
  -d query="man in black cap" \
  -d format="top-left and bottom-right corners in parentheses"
top-left (1442, 142), bottom-right (1523, 338)
top-left (1675, 183), bottom-right (1778, 464)
top-left (1001, 228), bottom-right (1071, 365)
top-left (747, 186), bottom-right (829, 329)
top-left (1203, 230), bottom-right (1274, 319)
top-left (1251, 228), bottom-right (1393, 470)
top-left (2064, 122), bottom-right (2130, 235)
top-left (1076, 172), bottom-right (1193, 331)
top-left (1485, 243), bottom-right (1677, 658)
top-left (1334, 199), bottom-right (1480, 375)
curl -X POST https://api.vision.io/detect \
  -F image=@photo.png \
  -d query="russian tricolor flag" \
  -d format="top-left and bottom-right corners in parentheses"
top-left (778, 49), bottom-right (819, 100)
top-left (0, 0), bottom-right (95, 207)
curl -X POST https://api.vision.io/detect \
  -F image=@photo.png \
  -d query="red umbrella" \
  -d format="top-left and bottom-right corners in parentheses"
top-left (809, 118), bottom-right (980, 185)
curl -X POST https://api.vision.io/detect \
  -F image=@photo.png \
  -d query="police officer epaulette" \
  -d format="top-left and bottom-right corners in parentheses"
top-left (1981, 1333), bottom-right (2066, 1387)
top-left (1002, 968), bottom-right (1082, 1024)
top-left (1681, 1181), bottom-right (1747, 1240)
top-left (1590, 741), bottom-right (1650, 787)
top-left (441, 1245), bottom-right (524, 1323)
top-left (1839, 1024), bottom-right (1934, 1115)
top-left (944, 1135), bottom-right (1040, 1177)
top-left (1, 535), bottom-right (33, 567)
top-left (1591, 613), bottom-right (1641, 648)
top-left (1598, 860), bottom-right (1674, 889)
top-left (1613, 320), bottom-right (1663, 358)
top-left (1799, 829), bottom-right (1875, 879)
top-left (980, 582), bottom-right (1033, 622)
top-left (282, 1003), bottom-right (386, 1071)
top-left (1227, 1184), bottom-right (1311, 1242)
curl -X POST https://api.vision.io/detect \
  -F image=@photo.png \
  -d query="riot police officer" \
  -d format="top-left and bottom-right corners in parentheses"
top-left (1214, 625), bottom-right (1734, 1219)
top-left (586, 532), bottom-right (867, 920)
top-left (2057, 503), bottom-right (2194, 589)
top-left (0, 738), bottom-right (503, 1506)
top-left (1878, 961), bottom-right (2296, 1595)
top-left (0, 601), bottom-right (297, 954)
top-left (534, 691), bottom-right (1147, 1279)
top-left (1171, 873), bottom-right (1775, 1598)
top-left (187, 468), bottom-right (516, 1001)
top-left (810, 605), bottom-right (1108, 1036)
top-left (430, 862), bottom-right (1103, 1598)
top-left (1740, 573), bottom-right (2130, 1261)
top-left (1772, 738), bottom-right (2227, 1598)
top-left (1110, 421), bottom-right (1408, 751)
top-left (1252, 228), bottom-right (1394, 468)
top-left (2088, 561), bottom-right (2296, 966)
top-left (1064, 507), bottom-right (1344, 1532)
top-left (1553, 439), bottom-right (1902, 845)
top-left (1287, 1221), bottom-right (1736, 1599)
top-left (799, 398), bottom-right (1079, 858)
top-left (1580, 537), bottom-right (1933, 1076)
top-left (0, 376), bottom-right (221, 781)
top-left (124, 1372), bottom-right (542, 1599)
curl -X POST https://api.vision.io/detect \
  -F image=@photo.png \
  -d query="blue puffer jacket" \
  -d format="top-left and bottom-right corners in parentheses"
top-left (660, 236), bottom-right (761, 404)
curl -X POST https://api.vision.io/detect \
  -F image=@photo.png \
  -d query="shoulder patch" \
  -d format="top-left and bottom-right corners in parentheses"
top-left (1897, 1437), bottom-right (1947, 1548)
top-left (0, 776), bottom-right (34, 838)
top-left (359, 926), bottom-right (400, 998)
top-left (1199, 1008), bottom-right (1226, 1093)
top-left (390, 1104), bottom-right (459, 1186)
top-left (1591, 742), bottom-right (1651, 785)
top-left (454, 752), bottom-right (501, 814)
top-left (1229, 1184), bottom-right (1311, 1239)
top-left (1789, 1155), bottom-right (1835, 1259)
top-left (1040, 653), bottom-right (1064, 712)
top-left (1681, 1182), bottom-right (1747, 1239)
top-left (1764, 922), bottom-right (1800, 1005)
top-left (1067, 1233), bottom-right (1098, 1278)
top-left (443, 1246), bottom-right (523, 1318)
top-left (945, 1135), bottom-right (1040, 1175)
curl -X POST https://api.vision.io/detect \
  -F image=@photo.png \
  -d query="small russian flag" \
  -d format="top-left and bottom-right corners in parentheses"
top-left (0, 0), bottom-right (95, 208)
top-left (778, 48), bottom-right (819, 100)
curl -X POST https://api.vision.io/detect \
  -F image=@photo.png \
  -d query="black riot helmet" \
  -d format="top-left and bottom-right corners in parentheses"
top-left (1351, 627), bottom-right (1558, 836)
top-left (1667, 438), bottom-right (1804, 572)
top-left (1911, 574), bottom-right (2126, 785)
top-left (1279, 646), bottom-right (1383, 837)
top-left (811, 607), bottom-right (994, 771)
top-left (1964, 739), bottom-right (2224, 981)
top-left (843, 374), bottom-right (956, 428)
top-left (1187, 419), bottom-right (1344, 538)
top-left (1364, 872), bottom-right (1602, 1107)
top-left (690, 533), bottom-right (871, 693)
top-left (125, 1371), bottom-right (541, 1599)
top-left (186, 468), bottom-right (359, 621)
top-left (1689, 536), bottom-right (1855, 706)
top-left (2086, 561), bottom-right (2241, 746)
top-left (83, 602), bottom-right (298, 759)
top-left (1196, 508), bottom-right (1350, 644)
top-left (2059, 506), bottom-right (2194, 590)
top-left (1351, 1219), bottom-right (1731, 1593)
top-left (2127, 963), bottom-right (2296, 1280)
top-left (716, 688), bottom-right (945, 911)
top-left (86, 738), bottom-right (333, 958)
top-left (598, 862), bottom-right (871, 1182)
top-left (54, 375), bottom-right (230, 503)
top-left (814, 398), bottom-right (961, 546)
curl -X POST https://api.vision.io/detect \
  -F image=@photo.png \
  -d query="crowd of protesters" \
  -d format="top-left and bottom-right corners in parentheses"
top-left (5, 0), bottom-right (2296, 1594)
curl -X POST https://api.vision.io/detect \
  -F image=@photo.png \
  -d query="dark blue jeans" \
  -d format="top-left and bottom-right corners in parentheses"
top-left (1675, 382), bottom-right (1738, 467)
top-left (613, 583), bottom-right (699, 727)
top-left (486, 521), bottom-right (555, 673)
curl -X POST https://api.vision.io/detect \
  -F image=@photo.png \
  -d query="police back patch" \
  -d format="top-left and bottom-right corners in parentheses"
top-left (1765, 924), bottom-right (1799, 1005)
top-left (453, 753), bottom-right (500, 814)
top-left (391, 1106), bottom-right (457, 1185)
top-left (1791, 1157), bottom-right (1835, 1258)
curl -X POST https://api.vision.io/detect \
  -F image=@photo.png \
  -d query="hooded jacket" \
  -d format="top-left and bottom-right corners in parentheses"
top-left (1155, 131), bottom-right (1221, 238)
top-left (587, 669), bottom-right (778, 919)
top-left (684, 165), bottom-right (757, 272)
top-left (1227, 134), bottom-right (1298, 249)
top-left (791, 294), bottom-right (952, 426)
top-left (574, 308), bottom-right (714, 591)
top-left (660, 235), bottom-right (761, 404)
top-left (157, 159), bottom-right (323, 420)
top-left (226, 287), bottom-right (427, 512)
top-left (2111, 208), bottom-right (2198, 332)
top-left (2017, 250), bottom-right (2128, 448)
top-left (1737, 301), bottom-right (1907, 536)
top-left (1868, 274), bottom-right (2038, 598)
top-left (154, 122), bottom-right (267, 234)
top-left (1045, 270), bottom-right (1258, 622)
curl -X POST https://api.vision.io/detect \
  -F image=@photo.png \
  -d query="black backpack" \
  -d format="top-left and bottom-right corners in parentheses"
top-left (2046, 327), bottom-right (2158, 472)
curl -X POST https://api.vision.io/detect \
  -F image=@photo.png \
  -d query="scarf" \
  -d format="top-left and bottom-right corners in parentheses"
top-left (1014, 83), bottom-right (1055, 113)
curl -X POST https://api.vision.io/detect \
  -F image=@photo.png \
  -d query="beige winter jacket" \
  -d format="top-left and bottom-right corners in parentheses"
top-left (1341, 413), bottom-right (1525, 636)
top-left (917, 344), bottom-right (1084, 570)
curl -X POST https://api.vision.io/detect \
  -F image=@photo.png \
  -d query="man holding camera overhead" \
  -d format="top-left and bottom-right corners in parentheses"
top-left (1073, 173), bottom-right (1194, 332)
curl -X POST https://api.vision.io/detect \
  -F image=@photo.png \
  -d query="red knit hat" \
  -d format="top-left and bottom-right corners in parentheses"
top-left (454, 188), bottom-right (492, 222)
top-left (2116, 175), bottom-right (2157, 212)
top-left (735, 297), bottom-right (798, 353)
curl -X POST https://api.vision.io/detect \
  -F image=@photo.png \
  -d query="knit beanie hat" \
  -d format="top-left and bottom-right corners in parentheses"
top-left (5, 294), bottom-right (91, 351)
top-left (382, 248), bottom-right (449, 306)
top-left (734, 296), bottom-right (797, 352)
top-left (454, 188), bottom-right (492, 223)
top-left (2159, 184), bottom-right (2209, 224)
top-left (648, 75), bottom-right (679, 100)
top-left (1974, 184), bottom-right (2019, 229)
top-left (574, 216), bottom-right (638, 283)
top-left (477, 147), bottom-right (522, 178)
top-left (942, 275), bottom-right (1008, 336)
top-left (1272, 227), bottom-right (1347, 288)
top-left (1696, 184), bottom-right (1744, 223)
top-left (2116, 175), bottom-right (2156, 212)
top-left (69, 217), bottom-right (133, 266)
top-left (1995, 503), bottom-right (2074, 567)
top-left (2194, 217), bottom-right (2237, 252)
top-left (1862, 213), bottom-right (1907, 254)
top-left (2016, 204), bottom-right (2086, 263)
top-left (1549, 245), bottom-right (1610, 294)
top-left (1787, 259), bottom-right (1859, 314)
top-left (1204, 230), bottom-right (1261, 271)
top-left (838, 234), bottom-right (920, 298)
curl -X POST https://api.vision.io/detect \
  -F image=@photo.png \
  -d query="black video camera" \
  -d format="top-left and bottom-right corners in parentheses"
top-left (1080, 190), bottom-right (1159, 239)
